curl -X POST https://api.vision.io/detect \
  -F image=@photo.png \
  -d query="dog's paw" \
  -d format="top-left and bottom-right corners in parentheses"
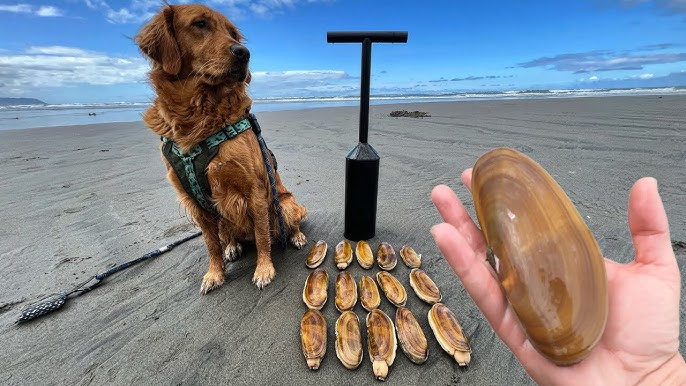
top-left (289, 231), bottom-right (307, 249)
top-left (252, 263), bottom-right (276, 289)
top-left (224, 242), bottom-right (243, 263)
top-left (200, 270), bottom-right (225, 294)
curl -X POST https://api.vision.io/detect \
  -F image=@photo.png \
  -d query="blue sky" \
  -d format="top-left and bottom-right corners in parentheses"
top-left (0, 0), bottom-right (685, 104)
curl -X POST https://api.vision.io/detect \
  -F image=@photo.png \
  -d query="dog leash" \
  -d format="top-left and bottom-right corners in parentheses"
top-left (15, 231), bottom-right (202, 324)
top-left (249, 114), bottom-right (288, 248)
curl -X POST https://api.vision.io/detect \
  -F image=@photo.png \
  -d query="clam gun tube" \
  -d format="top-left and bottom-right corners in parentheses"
top-left (327, 31), bottom-right (408, 241)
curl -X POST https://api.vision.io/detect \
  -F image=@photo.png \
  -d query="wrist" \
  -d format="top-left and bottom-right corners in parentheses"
top-left (637, 353), bottom-right (686, 386)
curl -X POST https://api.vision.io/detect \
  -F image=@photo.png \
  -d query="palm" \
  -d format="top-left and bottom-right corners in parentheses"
top-left (431, 171), bottom-right (680, 385)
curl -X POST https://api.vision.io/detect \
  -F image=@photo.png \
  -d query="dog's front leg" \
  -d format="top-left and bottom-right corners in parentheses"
top-left (250, 196), bottom-right (275, 288)
top-left (195, 211), bottom-right (225, 294)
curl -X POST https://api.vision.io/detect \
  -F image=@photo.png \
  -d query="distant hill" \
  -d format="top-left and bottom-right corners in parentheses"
top-left (0, 97), bottom-right (47, 107)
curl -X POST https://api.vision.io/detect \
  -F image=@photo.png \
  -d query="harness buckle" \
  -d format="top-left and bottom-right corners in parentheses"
top-left (248, 113), bottom-right (261, 135)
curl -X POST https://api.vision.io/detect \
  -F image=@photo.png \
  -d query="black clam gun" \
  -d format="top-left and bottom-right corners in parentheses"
top-left (327, 31), bottom-right (408, 241)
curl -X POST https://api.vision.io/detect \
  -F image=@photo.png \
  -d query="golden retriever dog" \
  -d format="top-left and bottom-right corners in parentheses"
top-left (135, 4), bottom-right (307, 292)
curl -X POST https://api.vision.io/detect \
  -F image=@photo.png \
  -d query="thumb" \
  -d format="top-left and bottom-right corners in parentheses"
top-left (628, 177), bottom-right (674, 268)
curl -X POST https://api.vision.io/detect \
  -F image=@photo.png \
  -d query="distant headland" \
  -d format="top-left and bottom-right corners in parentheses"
top-left (0, 97), bottom-right (47, 107)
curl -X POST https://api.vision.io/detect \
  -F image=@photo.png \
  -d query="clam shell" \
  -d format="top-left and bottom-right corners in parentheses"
top-left (302, 269), bottom-right (328, 310)
top-left (359, 275), bottom-right (381, 311)
top-left (427, 303), bottom-right (471, 366)
top-left (306, 240), bottom-right (328, 268)
top-left (395, 307), bottom-right (428, 364)
top-left (399, 246), bottom-right (421, 268)
top-left (334, 240), bottom-right (353, 270)
top-left (366, 309), bottom-right (397, 381)
top-left (335, 310), bottom-right (363, 370)
top-left (355, 240), bottom-right (374, 269)
top-left (409, 268), bottom-right (442, 304)
top-left (335, 271), bottom-right (357, 312)
top-left (376, 271), bottom-right (407, 307)
top-left (376, 242), bottom-right (397, 271)
top-left (300, 309), bottom-right (327, 370)
top-left (472, 147), bottom-right (608, 366)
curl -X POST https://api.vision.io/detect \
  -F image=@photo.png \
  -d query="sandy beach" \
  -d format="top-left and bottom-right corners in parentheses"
top-left (1, 95), bottom-right (685, 385)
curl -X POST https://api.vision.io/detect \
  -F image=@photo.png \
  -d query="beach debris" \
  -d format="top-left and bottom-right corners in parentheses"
top-left (359, 275), bottom-right (381, 311)
top-left (306, 240), bottom-right (328, 268)
top-left (335, 310), bottom-right (364, 370)
top-left (334, 240), bottom-right (353, 270)
top-left (471, 147), bottom-right (608, 366)
top-left (366, 309), bottom-right (397, 381)
top-left (376, 271), bottom-right (407, 307)
top-left (335, 271), bottom-right (357, 312)
top-left (303, 269), bottom-right (328, 310)
top-left (355, 240), bottom-right (374, 269)
top-left (399, 245), bottom-right (421, 268)
top-left (427, 303), bottom-right (471, 366)
top-left (300, 309), bottom-right (327, 370)
top-left (395, 306), bottom-right (429, 364)
top-left (409, 269), bottom-right (442, 305)
top-left (376, 242), bottom-right (397, 271)
top-left (389, 110), bottom-right (431, 118)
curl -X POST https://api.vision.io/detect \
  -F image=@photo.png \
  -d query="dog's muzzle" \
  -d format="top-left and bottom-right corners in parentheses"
top-left (230, 44), bottom-right (250, 63)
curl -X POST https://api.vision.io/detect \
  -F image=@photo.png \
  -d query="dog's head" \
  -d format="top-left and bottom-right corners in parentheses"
top-left (135, 4), bottom-right (250, 85)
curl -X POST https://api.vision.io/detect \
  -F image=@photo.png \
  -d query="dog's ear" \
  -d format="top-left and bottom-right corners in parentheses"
top-left (135, 6), bottom-right (181, 75)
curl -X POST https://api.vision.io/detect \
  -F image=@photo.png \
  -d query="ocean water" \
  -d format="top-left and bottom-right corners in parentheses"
top-left (1, 87), bottom-right (685, 131)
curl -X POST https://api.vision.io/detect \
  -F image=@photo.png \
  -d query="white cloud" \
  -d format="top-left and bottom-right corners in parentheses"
top-left (249, 70), bottom-right (356, 97)
top-left (0, 46), bottom-right (149, 89)
top-left (588, 75), bottom-right (599, 81)
top-left (0, 3), bottom-right (64, 17)
top-left (639, 73), bottom-right (655, 78)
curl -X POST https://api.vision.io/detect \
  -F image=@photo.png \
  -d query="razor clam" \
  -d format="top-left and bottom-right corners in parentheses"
top-left (376, 271), bottom-right (407, 307)
top-left (472, 147), bottom-right (608, 366)
top-left (335, 310), bottom-right (363, 370)
top-left (300, 309), bottom-right (327, 370)
top-left (395, 306), bottom-right (428, 364)
top-left (399, 246), bottom-right (421, 268)
top-left (359, 275), bottom-right (381, 311)
top-left (303, 269), bottom-right (328, 310)
top-left (334, 240), bottom-right (353, 270)
top-left (428, 303), bottom-right (471, 366)
top-left (335, 271), bottom-right (357, 312)
top-left (376, 242), bottom-right (397, 271)
top-left (366, 309), bottom-right (397, 381)
top-left (409, 268), bottom-right (442, 304)
top-left (355, 240), bottom-right (374, 269)
top-left (306, 240), bottom-right (327, 269)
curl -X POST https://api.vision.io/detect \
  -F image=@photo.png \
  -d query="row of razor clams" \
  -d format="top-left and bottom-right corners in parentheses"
top-left (300, 241), bottom-right (472, 380)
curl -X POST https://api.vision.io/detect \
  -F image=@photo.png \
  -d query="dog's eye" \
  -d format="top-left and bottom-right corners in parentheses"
top-left (193, 20), bottom-right (208, 29)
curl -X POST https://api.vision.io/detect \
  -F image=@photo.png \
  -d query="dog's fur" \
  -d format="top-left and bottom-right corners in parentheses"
top-left (135, 4), bottom-right (307, 292)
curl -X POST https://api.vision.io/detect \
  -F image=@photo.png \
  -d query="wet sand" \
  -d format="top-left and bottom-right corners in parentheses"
top-left (1, 95), bottom-right (685, 385)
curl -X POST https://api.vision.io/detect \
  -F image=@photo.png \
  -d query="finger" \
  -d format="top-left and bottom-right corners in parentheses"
top-left (431, 185), bottom-right (486, 253)
top-left (628, 177), bottom-right (675, 268)
top-left (461, 168), bottom-right (473, 192)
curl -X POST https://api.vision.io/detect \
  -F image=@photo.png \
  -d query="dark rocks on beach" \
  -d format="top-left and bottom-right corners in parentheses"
top-left (389, 110), bottom-right (431, 118)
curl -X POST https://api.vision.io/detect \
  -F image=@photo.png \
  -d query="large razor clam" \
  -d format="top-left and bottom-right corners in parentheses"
top-left (376, 271), bottom-right (407, 307)
top-left (306, 240), bottom-right (328, 269)
top-left (395, 306), bottom-right (428, 364)
top-left (300, 309), bottom-right (327, 370)
top-left (409, 268), bottom-right (442, 304)
top-left (355, 240), bottom-right (374, 269)
top-left (428, 303), bottom-right (471, 366)
top-left (472, 147), bottom-right (608, 366)
top-left (335, 271), bottom-right (357, 312)
top-left (302, 269), bottom-right (328, 310)
top-left (399, 246), bottom-right (421, 268)
top-left (334, 240), bottom-right (353, 270)
top-left (376, 242), bottom-right (397, 271)
top-left (359, 275), bottom-right (381, 311)
top-left (335, 310), bottom-right (363, 370)
top-left (366, 309), bottom-right (397, 381)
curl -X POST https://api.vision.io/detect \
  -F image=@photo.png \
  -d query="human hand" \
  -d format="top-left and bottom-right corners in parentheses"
top-left (431, 169), bottom-right (686, 385)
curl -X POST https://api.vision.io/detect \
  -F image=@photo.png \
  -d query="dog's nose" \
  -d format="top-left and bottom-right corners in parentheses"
top-left (230, 44), bottom-right (250, 63)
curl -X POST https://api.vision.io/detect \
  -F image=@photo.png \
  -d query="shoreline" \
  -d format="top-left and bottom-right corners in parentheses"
top-left (1, 95), bottom-right (685, 385)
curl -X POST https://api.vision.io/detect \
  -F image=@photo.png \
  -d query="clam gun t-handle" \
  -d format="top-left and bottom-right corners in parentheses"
top-left (326, 31), bottom-right (408, 44)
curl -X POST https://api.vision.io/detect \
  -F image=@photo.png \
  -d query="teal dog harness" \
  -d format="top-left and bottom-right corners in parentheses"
top-left (160, 114), bottom-right (287, 246)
